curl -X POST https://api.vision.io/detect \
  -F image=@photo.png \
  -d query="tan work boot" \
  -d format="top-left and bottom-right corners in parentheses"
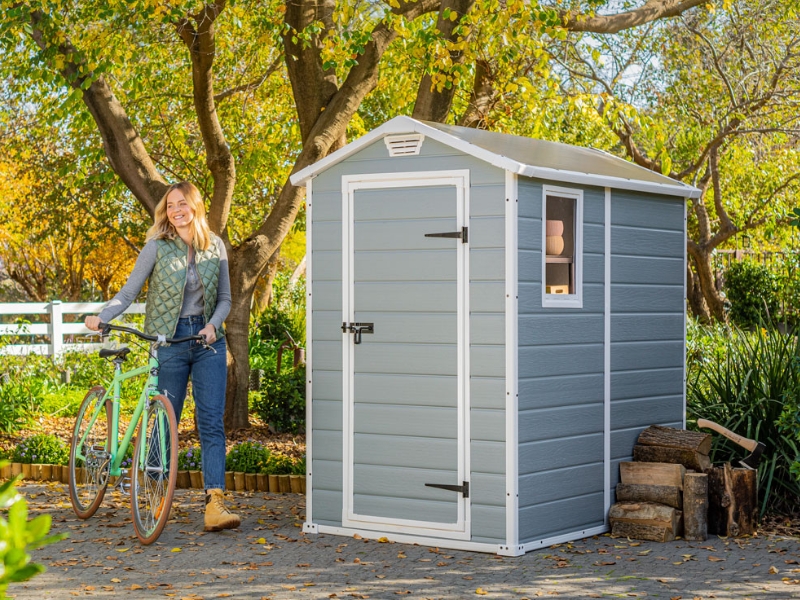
top-left (204, 489), bottom-right (241, 532)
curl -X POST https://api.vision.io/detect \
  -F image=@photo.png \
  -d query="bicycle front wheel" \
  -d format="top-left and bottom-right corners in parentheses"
top-left (131, 394), bottom-right (178, 545)
top-left (69, 386), bottom-right (111, 519)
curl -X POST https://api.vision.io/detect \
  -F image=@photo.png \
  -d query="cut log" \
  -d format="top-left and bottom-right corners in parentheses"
top-left (637, 425), bottom-right (713, 455)
top-left (611, 521), bottom-right (677, 543)
top-left (707, 463), bottom-right (758, 537)
top-left (683, 472), bottom-right (709, 541)
top-left (633, 444), bottom-right (712, 473)
top-left (620, 462), bottom-right (686, 490)
top-left (616, 483), bottom-right (682, 509)
top-left (609, 501), bottom-right (683, 542)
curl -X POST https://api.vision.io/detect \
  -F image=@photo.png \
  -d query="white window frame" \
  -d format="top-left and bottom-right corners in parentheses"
top-left (541, 185), bottom-right (583, 309)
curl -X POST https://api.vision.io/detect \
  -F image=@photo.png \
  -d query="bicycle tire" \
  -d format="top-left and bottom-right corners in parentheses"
top-left (130, 394), bottom-right (178, 545)
top-left (68, 386), bottom-right (112, 519)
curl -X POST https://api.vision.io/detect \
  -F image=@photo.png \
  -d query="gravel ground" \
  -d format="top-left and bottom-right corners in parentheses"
top-left (9, 482), bottom-right (800, 600)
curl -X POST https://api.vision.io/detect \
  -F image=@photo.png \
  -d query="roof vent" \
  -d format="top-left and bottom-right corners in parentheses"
top-left (385, 134), bottom-right (424, 157)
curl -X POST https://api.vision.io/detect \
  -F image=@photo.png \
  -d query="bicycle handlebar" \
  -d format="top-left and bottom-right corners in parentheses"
top-left (98, 322), bottom-right (210, 347)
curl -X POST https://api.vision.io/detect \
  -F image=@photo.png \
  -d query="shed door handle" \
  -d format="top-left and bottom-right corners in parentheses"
top-left (425, 481), bottom-right (469, 498)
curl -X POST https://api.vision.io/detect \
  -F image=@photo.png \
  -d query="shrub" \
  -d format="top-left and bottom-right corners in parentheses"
top-left (225, 441), bottom-right (269, 474)
top-left (687, 323), bottom-right (800, 514)
top-left (723, 260), bottom-right (779, 328)
top-left (261, 453), bottom-right (294, 475)
top-left (11, 435), bottom-right (69, 466)
top-left (178, 446), bottom-right (203, 471)
top-left (0, 461), bottom-right (66, 596)
top-left (250, 367), bottom-right (306, 434)
top-left (291, 455), bottom-right (306, 476)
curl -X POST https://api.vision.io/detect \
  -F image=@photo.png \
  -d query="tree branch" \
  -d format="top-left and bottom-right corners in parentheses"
top-left (560, 0), bottom-right (705, 34)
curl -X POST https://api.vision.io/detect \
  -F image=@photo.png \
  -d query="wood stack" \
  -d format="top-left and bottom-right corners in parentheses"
top-left (609, 425), bottom-right (713, 542)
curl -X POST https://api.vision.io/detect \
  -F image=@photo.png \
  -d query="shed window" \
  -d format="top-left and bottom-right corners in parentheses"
top-left (543, 187), bottom-right (583, 308)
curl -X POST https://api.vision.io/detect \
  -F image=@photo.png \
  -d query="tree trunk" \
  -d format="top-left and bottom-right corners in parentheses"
top-left (687, 260), bottom-right (711, 322)
top-left (223, 249), bottom-right (258, 431)
top-left (690, 249), bottom-right (726, 322)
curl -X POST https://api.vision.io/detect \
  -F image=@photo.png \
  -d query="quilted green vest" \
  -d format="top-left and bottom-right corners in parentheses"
top-left (144, 237), bottom-right (221, 338)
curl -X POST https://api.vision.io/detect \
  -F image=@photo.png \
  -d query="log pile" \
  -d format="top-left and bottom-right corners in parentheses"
top-left (610, 426), bottom-right (712, 542)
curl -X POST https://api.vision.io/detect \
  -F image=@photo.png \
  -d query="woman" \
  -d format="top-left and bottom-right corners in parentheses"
top-left (85, 181), bottom-right (240, 532)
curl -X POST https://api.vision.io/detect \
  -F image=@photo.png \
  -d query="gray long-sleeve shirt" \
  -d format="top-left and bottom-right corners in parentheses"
top-left (98, 236), bottom-right (232, 332)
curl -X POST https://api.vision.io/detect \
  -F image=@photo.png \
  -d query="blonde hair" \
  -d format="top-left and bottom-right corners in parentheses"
top-left (146, 181), bottom-right (213, 251)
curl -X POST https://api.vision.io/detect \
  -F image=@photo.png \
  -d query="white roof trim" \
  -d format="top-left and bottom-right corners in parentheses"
top-left (290, 116), bottom-right (701, 199)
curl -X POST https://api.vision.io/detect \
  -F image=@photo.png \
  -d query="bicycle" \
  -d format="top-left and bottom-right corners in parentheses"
top-left (68, 322), bottom-right (213, 544)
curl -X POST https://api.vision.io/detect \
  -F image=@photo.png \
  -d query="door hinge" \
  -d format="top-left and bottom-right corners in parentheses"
top-left (342, 322), bottom-right (374, 344)
top-left (424, 226), bottom-right (468, 243)
top-left (425, 481), bottom-right (469, 498)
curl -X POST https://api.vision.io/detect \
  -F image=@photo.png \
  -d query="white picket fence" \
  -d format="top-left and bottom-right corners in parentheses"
top-left (0, 301), bottom-right (145, 358)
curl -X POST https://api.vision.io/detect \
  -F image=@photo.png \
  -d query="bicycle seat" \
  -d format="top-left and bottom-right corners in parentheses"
top-left (99, 347), bottom-right (132, 359)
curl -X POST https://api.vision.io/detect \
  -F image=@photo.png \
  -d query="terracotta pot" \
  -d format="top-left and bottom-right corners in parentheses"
top-left (278, 474), bottom-right (291, 494)
top-left (545, 235), bottom-right (564, 256)
top-left (268, 474), bottom-right (280, 493)
top-left (289, 474), bottom-right (304, 494)
top-left (234, 472), bottom-right (246, 491)
top-left (245, 473), bottom-right (257, 492)
top-left (177, 471), bottom-right (191, 489)
top-left (41, 464), bottom-right (53, 481)
top-left (256, 473), bottom-right (268, 492)
top-left (189, 470), bottom-right (204, 489)
top-left (546, 219), bottom-right (564, 236)
top-left (225, 471), bottom-right (235, 490)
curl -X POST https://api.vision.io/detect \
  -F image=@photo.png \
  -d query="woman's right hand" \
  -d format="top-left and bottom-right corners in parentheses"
top-left (85, 316), bottom-right (102, 331)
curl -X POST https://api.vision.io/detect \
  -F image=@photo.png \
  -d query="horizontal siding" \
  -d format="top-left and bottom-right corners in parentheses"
top-left (517, 178), bottom-right (605, 544)
top-left (309, 135), bottom-right (507, 541)
top-left (609, 189), bottom-right (685, 503)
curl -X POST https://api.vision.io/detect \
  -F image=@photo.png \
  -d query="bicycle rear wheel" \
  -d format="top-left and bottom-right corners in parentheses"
top-left (69, 386), bottom-right (111, 519)
top-left (131, 394), bottom-right (178, 545)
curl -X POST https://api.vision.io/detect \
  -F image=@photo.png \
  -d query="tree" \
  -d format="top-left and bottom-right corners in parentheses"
top-left (0, 0), bottom-right (708, 429)
top-left (552, 0), bottom-right (800, 321)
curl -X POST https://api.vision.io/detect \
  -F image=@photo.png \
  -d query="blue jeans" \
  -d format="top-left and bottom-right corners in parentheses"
top-left (156, 316), bottom-right (227, 491)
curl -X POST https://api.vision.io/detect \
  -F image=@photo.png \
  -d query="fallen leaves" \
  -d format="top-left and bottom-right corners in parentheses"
top-left (476, 588), bottom-right (489, 595)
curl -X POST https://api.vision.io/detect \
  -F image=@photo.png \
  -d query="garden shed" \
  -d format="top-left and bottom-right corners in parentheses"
top-left (290, 116), bottom-right (701, 555)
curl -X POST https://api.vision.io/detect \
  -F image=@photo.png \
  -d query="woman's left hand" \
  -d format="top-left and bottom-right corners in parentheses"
top-left (198, 324), bottom-right (217, 345)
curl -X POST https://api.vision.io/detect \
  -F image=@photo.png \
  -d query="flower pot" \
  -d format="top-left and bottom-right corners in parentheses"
top-left (234, 472), bottom-right (246, 492)
top-left (41, 464), bottom-right (53, 481)
top-left (545, 219), bottom-right (564, 236)
top-left (289, 474), bottom-right (303, 494)
top-left (11, 463), bottom-right (22, 477)
top-left (225, 471), bottom-right (235, 490)
top-left (21, 464), bottom-right (31, 480)
top-left (177, 471), bottom-right (191, 489)
top-left (268, 474), bottom-right (279, 493)
top-left (256, 473), bottom-right (268, 492)
top-left (545, 235), bottom-right (564, 256)
top-left (278, 474), bottom-right (291, 494)
top-left (189, 470), bottom-right (204, 489)
top-left (245, 473), bottom-right (257, 492)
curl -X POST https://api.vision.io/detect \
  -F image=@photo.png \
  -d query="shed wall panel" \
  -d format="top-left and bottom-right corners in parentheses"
top-left (610, 190), bottom-right (685, 500)
top-left (517, 178), bottom-right (607, 544)
top-left (310, 136), bottom-right (506, 541)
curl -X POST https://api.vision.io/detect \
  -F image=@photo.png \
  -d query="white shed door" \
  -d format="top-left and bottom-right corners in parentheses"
top-left (341, 171), bottom-right (470, 539)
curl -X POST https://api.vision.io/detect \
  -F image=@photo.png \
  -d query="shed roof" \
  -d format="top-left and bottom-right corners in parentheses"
top-left (291, 116), bottom-right (701, 199)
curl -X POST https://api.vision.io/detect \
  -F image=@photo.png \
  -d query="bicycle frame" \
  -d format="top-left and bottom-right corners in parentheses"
top-left (75, 344), bottom-right (163, 479)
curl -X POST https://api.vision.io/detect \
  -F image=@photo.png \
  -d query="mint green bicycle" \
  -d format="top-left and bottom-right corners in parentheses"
top-left (68, 323), bottom-right (210, 544)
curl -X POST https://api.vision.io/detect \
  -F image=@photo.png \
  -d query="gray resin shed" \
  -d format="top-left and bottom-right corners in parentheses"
top-left (290, 116), bottom-right (701, 555)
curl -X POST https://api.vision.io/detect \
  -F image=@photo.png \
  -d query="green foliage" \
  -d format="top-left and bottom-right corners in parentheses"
top-left (178, 446), bottom-right (202, 471)
top-left (10, 434), bottom-right (69, 466)
top-left (0, 461), bottom-right (66, 597)
top-left (249, 367), bottom-right (306, 434)
top-left (723, 260), bottom-right (779, 328)
top-left (687, 323), bottom-right (800, 514)
top-left (291, 455), bottom-right (306, 476)
top-left (261, 453), bottom-right (294, 476)
top-left (225, 441), bottom-right (269, 474)
top-left (250, 274), bottom-right (307, 376)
